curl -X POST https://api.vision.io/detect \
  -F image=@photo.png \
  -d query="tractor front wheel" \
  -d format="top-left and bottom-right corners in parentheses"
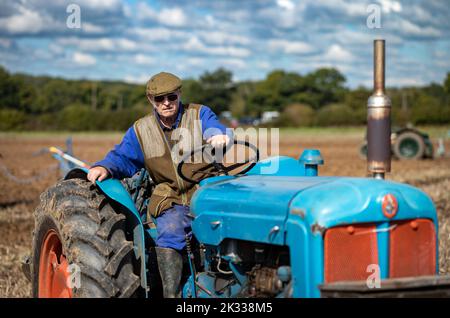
top-left (31, 178), bottom-right (141, 297)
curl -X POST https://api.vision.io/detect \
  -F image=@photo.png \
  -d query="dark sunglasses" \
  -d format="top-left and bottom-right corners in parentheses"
top-left (153, 93), bottom-right (178, 103)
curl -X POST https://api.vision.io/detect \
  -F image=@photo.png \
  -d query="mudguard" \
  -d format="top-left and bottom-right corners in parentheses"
top-left (64, 168), bottom-right (148, 297)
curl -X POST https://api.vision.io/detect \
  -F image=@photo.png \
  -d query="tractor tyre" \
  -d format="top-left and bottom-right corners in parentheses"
top-left (31, 178), bottom-right (141, 298)
top-left (359, 143), bottom-right (368, 159)
top-left (393, 132), bottom-right (425, 160)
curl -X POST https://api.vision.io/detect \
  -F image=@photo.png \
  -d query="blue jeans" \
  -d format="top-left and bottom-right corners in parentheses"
top-left (155, 204), bottom-right (193, 251)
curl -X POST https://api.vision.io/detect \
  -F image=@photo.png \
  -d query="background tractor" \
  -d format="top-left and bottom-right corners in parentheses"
top-left (360, 126), bottom-right (434, 160)
top-left (25, 40), bottom-right (450, 298)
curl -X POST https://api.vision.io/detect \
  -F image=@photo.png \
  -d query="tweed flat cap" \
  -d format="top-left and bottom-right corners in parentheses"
top-left (146, 72), bottom-right (182, 96)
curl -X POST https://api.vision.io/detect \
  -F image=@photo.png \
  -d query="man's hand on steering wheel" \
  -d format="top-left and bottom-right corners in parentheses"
top-left (177, 138), bottom-right (260, 185)
top-left (206, 134), bottom-right (231, 148)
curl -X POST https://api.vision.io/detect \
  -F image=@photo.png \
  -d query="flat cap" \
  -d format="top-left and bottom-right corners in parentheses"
top-left (146, 72), bottom-right (182, 96)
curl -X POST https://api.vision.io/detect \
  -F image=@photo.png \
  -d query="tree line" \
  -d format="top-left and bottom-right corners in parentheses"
top-left (0, 65), bottom-right (449, 131)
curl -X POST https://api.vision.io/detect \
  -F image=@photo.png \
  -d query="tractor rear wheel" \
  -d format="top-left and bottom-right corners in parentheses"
top-left (31, 178), bottom-right (141, 297)
top-left (393, 132), bottom-right (425, 160)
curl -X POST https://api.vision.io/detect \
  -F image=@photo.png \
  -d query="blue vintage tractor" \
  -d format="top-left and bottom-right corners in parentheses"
top-left (27, 143), bottom-right (448, 298)
top-left (27, 40), bottom-right (450, 298)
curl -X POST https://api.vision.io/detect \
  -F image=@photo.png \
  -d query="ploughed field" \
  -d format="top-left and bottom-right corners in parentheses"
top-left (0, 130), bottom-right (449, 297)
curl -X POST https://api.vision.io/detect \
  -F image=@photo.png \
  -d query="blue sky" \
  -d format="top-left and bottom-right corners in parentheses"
top-left (0, 0), bottom-right (449, 88)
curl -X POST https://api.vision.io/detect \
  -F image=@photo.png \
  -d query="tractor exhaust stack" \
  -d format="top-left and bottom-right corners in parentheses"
top-left (367, 39), bottom-right (391, 179)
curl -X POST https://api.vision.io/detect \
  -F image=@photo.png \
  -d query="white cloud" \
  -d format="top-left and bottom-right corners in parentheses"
top-left (257, 61), bottom-right (271, 70)
top-left (393, 18), bottom-right (441, 38)
top-left (185, 58), bottom-right (205, 67)
top-left (258, 6), bottom-right (298, 29)
top-left (77, 0), bottom-right (121, 10)
top-left (48, 43), bottom-right (64, 55)
top-left (0, 0), bottom-right (447, 89)
top-left (277, 0), bottom-right (295, 11)
top-left (387, 77), bottom-right (426, 87)
top-left (377, 0), bottom-right (402, 13)
top-left (205, 15), bottom-right (216, 27)
top-left (199, 31), bottom-right (250, 46)
top-left (268, 39), bottom-right (315, 54)
top-left (433, 50), bottom-right (448, 59)
top-left (297, 60), bottom-right (354, 74)
top-left (137, 3), bottom-right (188, 27)
top-left (131, 27), bottom-right (187, 41)
top-left (408, 5), bottom-right (433, 24)
top-left (82, 23), bottom-right (105, 34)
top-left (216, 58), bottom-right (247, 69)
top-left (134, 54), bottom-right (154, 65)
top-left (160, 7), bottom-right (188, 27)
top-left (136, 2), bottom-right (157, 20)
top-left (124, 74), bottom-right (149, 84)
top-left (73, 52), bottom-right (96, 66)
top-left (58, 37), bottom-right (140, 52)
top-left (182, 36), bottom-right (251, 58)
top-left (310, 0), bottom-right (367, 17)
top-left (322, 44), bottom-right (354, 61)
top-left (0, 6), bottom-right (48, 34)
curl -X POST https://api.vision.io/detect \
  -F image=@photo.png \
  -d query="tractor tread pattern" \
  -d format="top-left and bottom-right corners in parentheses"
top-left (32, 178), bottom-right (141, 298)
top-left (96, 213), bottom-right (126, 240)
top-left (65, 229), bottom-right (113, 258)
top-left (104, 242), bottom-right (134, 276)
top-left (119, 274), bottom-right (141, 298)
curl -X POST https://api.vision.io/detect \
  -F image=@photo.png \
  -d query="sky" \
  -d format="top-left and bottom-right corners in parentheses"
top-left (0, 0), bottom-right (449, 88)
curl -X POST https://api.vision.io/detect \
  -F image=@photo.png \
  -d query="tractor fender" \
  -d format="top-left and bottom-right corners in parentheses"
top-left (394, 127), bottom-right (430, 140)
top-left (64, 168), bottom-right (148, 297)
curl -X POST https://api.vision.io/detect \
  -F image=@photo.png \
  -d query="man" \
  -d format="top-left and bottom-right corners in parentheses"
top-left (87, 72), bottom-right (231, 297)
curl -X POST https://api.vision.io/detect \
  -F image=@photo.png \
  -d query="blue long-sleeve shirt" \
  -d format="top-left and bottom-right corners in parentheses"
top-left (93, 103), bottom-right (230, 179)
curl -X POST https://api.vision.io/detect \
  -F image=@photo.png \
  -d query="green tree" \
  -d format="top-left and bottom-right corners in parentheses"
top-left (247, 70), bottom-right (304, 115)
top-left (181, 78), bottom-right (204, 105)
top-left (197, 68), bottom-right (234, 114)
top-left (58, 103), bottom-right (95, 131)
top-left (445, 72), bottom-right (450, 94)
top-left (0, 109), bottom-right (27, 130)
top-left (128, 83), bottom-right (147, 109)
top-left (278, 103), bottom-right (315, 127)
top-left (0, 66), bottom-right (21, 109)
top-left (35, 79), bottom-right (83, 113)
top-left (411, 93), bottom-right (449, 125)
top-left (316, 103), bottom-right (354, 126)
top-left (229, 81), bottom-right (256, 118)
top-left (344, 86), bottom-right (369, 125)
top-left (304, 68), bottom-right (347, 108)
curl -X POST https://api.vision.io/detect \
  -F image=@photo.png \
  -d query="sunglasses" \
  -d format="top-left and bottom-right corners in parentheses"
top-left (153, 93), bottom-right (178, 103)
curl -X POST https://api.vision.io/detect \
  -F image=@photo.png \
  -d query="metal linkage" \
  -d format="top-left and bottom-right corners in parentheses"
top-left (185, 234), bottom-right (198, 297)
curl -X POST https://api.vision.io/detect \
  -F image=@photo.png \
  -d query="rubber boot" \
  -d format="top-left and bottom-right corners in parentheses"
top-left (156, 247), bottom-right (183, 298)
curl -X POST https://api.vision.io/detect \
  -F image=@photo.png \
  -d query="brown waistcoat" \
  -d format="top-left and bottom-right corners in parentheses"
top-left (133, 103), bottom-right (209, 217)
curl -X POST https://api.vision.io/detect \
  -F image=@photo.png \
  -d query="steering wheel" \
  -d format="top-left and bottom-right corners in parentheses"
top-left (177, 140), bottom-right (260, 184)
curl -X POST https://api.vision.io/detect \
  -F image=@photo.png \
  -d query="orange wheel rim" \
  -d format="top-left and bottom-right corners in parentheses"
top-left (38, 230), bottom-right (72, 298)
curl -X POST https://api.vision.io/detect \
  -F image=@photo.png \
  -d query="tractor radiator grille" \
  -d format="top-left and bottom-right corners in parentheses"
top-left (324, 224), bottom-right (379, 283)
top-left (389, 218), bottom-right (436, 278)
